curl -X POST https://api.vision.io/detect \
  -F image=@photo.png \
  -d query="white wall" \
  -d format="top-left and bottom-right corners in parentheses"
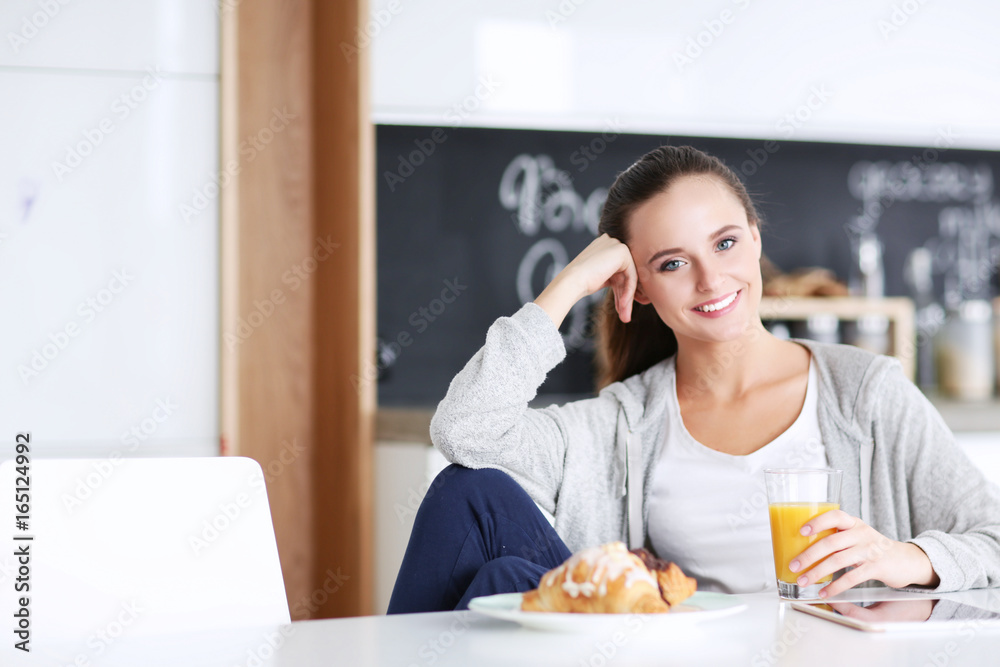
top-left (374, 442), bottom-right (450, 614)
top-left (957, 433), bottom-right (1000, 487)
top-left (372, 0), bottom-right (1000, 149)
top-left (0, 1), bottom-right (219, 457)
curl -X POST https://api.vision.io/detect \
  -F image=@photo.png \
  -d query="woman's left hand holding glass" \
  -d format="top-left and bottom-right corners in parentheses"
top-left (789, 510), bottom-right (940, 598)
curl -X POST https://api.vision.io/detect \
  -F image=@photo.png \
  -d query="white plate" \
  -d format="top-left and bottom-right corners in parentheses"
top-left (468, 591), bottom-right (747, 632)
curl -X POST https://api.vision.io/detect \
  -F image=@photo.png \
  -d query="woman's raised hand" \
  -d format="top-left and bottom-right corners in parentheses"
top-left (533, 234), bottom-right (639, 328)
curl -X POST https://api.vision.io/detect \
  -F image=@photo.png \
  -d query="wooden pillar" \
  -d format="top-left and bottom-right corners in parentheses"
top-left (221, 0), bottom-right (373, 619)
top-left (311, 0), bottom-right (376, 618)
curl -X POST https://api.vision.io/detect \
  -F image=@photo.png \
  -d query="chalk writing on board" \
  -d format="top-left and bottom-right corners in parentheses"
top-left (499, 154), bottom-right (607, 351)
top-left (847, 159), bottom-right (1000, 304)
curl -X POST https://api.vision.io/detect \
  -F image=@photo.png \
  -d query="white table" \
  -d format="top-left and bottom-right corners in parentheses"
top-left (15, 589), bottom-right (1000, 666)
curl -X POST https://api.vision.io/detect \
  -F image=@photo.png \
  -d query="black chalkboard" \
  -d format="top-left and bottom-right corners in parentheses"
top-left (376, 124), bottom-right (1000, 405)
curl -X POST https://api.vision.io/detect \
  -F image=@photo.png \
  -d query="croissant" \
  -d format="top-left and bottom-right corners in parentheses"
top-left (630, 547), bottom-right (698, 607)
top-left (521, 542), bottom-right (693, 614)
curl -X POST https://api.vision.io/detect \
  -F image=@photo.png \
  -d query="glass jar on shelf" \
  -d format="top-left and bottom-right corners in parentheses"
top-left (848, 314), bottom-right (890, 356)
top-left (791, 314), bottom-right (840, 345)
top-left (936, 300), bottom-right (995, 401)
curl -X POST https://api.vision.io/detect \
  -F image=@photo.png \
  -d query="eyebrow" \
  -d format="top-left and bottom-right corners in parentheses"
top-left (646, 225), bottom-right (742, 265)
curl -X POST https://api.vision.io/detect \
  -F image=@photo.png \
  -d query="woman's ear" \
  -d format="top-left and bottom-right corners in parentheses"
top-left (750, 220), bottom-right (762, 259)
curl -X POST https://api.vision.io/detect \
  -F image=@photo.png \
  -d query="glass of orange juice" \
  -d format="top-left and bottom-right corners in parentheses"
top-left (764, 468), bottom-right (843, 599)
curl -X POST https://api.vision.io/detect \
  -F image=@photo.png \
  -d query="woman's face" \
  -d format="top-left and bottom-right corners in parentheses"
top-left (627, 175), bottom-right (762, 346)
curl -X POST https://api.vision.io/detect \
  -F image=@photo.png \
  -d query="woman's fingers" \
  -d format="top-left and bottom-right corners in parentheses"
top-left (800, 509), bottom-right (856, 537)
top-left (794, 545), bottom-right (861, 589)
top-left (614, 284), bottom-right (633, 323)
top-left (612, 253), bottom-right (638, 323)
top-left (818, 563), bottom-right (871, 599)
top-left (789, 520), bottom-right (855, 574)
top-left (788, 510), bottom-right (855, 574)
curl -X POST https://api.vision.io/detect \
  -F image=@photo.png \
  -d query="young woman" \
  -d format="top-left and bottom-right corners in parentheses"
top-left (387, 145), bottom-right (1000, 614)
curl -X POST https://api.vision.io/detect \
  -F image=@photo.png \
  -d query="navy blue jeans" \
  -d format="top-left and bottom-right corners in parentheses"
top-left (387, 465), bottom-right (572, 614)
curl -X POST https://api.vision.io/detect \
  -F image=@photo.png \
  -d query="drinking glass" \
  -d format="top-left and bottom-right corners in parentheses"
top-left (764, 468), bottom-right (843, 600)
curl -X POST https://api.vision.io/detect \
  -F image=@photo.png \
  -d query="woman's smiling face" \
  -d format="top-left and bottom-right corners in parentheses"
top-left (627, 174), bottom-right (762, 345)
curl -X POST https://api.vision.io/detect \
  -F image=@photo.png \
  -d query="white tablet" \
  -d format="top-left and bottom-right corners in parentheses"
top-left (791, 599), bottom-right (1000, 633)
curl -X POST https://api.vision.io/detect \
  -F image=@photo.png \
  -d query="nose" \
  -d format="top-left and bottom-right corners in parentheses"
top-left (695, 259), bottom-right (725, 293)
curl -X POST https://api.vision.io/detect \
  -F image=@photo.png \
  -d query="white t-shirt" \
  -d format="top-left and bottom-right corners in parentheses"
top-left (646, 357), bottom-right (826, 594)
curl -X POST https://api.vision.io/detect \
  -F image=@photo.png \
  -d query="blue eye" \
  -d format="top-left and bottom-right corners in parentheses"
top-left (717, 237), bottom-right (736, 251)
top-left (660, 259), bottom-right (684, 272)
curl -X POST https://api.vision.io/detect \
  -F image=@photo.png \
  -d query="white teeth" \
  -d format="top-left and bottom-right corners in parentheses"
top-left (696, 291), bottom-right (738, 312)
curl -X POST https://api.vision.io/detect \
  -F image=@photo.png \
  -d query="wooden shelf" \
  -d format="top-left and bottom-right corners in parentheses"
top-left (759, 296), bottom-right (916, 381)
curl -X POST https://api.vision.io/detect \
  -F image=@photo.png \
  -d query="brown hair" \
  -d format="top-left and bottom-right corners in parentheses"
top-left (594, 145), bottom-right (762, 390)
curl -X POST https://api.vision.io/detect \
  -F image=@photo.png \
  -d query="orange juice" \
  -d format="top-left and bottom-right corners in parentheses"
top-left (768, 502), bottom-right (839, 583)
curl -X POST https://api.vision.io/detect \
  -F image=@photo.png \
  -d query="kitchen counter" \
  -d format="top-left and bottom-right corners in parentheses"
top-left (924, 394), bottom-right (1000, 433)
top-left (377, 394), bottom-right (1000, 444)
